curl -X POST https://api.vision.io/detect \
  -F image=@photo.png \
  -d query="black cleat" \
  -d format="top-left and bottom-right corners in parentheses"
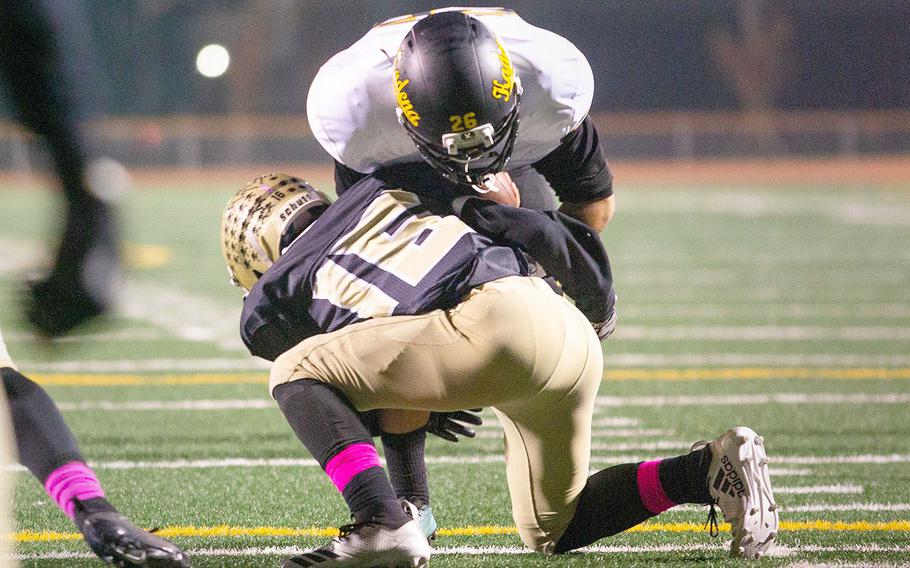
top-left (26, 195), bottom-right (120, 337)
top-left (78, 511), bottom-right (190, 567)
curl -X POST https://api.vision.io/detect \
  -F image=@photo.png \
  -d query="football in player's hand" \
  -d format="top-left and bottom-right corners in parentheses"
top-left (477, 171), bottom-right (521, 207)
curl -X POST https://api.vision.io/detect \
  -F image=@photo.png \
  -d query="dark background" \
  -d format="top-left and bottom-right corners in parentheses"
top-left (5, 0), bottom-right (909, 118)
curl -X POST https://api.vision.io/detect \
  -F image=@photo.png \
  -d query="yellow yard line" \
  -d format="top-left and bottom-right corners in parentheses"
top-left (13, 520), bottom-right (910, 542)
top-left (31, 374), bottom-right (267, 386)
top-left (123, 243), bottom-right (173, 269)
top-left (29, 367), bottom-right (910, 387)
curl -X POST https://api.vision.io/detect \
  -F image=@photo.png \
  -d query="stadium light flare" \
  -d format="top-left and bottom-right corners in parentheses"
top-left (196, 44), bottom-right (230, 78)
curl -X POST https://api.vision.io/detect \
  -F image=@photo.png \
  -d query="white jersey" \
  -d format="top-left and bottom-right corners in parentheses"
top-left (306, 7), bottom-right (594, 174)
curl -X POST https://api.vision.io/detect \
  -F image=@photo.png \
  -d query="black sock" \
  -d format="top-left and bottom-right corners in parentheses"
top-left (554, 463), bottom-right (655, 553)
top-left (274, 379), bottom-right (409, 527)
top-left (381, 429), bottom-right (430, 506)
top-left (342, 468), bottom-right (409, 527)
top-left (1, 367), bottom-right (85, 482)
top-left (72, 496), bottom-right (118, 528)
top-left (658, 445), bottom-right (713, 505)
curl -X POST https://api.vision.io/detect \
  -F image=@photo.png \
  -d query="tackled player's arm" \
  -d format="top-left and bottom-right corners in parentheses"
top-left (450, 196), bottom-right (616, 332)
top-left (532, 116), bottom-right (615, 233)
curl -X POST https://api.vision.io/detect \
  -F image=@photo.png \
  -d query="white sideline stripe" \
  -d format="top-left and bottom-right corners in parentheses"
top-left (590, 441), bottom-right (687, 451)
top-left (777, 455), bottom-right (910, 465)
top-left (786, 564), bottom-right (908, 568)
top-left (18, 354), bottom-right (910, 372)
top-left (46, 392), bottom-right (910, 413)
top-left (787, 503), bottom-right (910, 513)
top-left (775, 485), bottom-right (863, 495)
top-left (16, 543), bottom-right (910, 561)
top-left (0, 454), bottom-right (869, 478)
top-left (592, 417), bottom-right (643, 426)
top-left (56, 399), bottom-right (274, 411)
top-left (477, 428), bottom-right (673, 440)
top-left (595, 393), bottom-right (910, 407)
top-left (619, 303), bottom-right (910, 320)
top-left (617, 326), bottom-right (910, 341)
top-left (610, 353), bottom-right (910, 366)
top-left (2, 328), bottom-right (165, 343)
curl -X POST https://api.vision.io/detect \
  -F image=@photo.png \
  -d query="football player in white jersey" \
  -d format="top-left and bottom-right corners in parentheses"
top-left (306, 7), bottom-right (617, 538)
top-left (307, 7), bottom-right (615, 230)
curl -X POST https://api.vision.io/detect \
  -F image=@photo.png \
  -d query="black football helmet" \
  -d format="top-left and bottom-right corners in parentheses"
top-left (394, 11), bottom-right (521, 189)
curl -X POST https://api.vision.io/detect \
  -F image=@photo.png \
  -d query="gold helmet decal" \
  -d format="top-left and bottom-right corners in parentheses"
top-left (220, 173), bottom-right (331, 291)
top-left (491, 39), bottom-right (515, 102)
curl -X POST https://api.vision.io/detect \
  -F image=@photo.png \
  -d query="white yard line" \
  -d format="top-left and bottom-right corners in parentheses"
top-left (2, 454), bottom-right (896, 472)
top-left (16, 543), bottom-right (910, 562)
top-left (777, 455), bottom-right (910, 465)
top-left (775, 485), bottom-right (864, 495)
top-left (787, 503), bottom-right (910, 513)
top-left (119, 279), bottom-right (246, 351)
top-left (46, 392), bottom-right (910, 411)
top-left (616, 326), bottom-right (910, 341)
top-left (56, 399), bottom-right (274, 411)
top-left (1, 328), bottom-right (166, 343)
top-left (476, 428), bottom-right (673, 439)
top-left (17, 354), bottom-right (910, 372)
top-left (618, 302), bottom-right (910, 320)
top-left (590, 441), bottom-right (688, 451)
top-left (595, 393), bottom-right (910, 407)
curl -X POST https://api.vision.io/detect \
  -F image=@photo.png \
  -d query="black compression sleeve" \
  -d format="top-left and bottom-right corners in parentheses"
top-left (532, 116), bottom-right (613, 204)
top-left (1, 367), bottom-right (84, 482)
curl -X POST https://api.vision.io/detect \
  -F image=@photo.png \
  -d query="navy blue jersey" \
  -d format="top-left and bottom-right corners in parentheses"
top-left (241, 176), bottom-right (526, 360)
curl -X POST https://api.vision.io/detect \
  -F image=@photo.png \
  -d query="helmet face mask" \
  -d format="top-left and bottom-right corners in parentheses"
top-left (394, 11), bottom-right (522, 189)
top-left (220, 173), bottom-right (332, 291)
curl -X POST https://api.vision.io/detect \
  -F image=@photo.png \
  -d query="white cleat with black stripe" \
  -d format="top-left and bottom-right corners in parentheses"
top-left (703, 426), bottom-right (780, 559)
top-left (282, 519), bottom-right (430, 567)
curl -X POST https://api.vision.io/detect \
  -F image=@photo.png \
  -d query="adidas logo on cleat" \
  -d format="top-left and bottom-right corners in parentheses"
top-left (712, 455), bottom-right (746, 498)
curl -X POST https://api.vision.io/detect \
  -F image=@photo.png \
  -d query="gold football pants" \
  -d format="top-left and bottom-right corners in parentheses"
top-left (271, 276), bottom-right (603, 552)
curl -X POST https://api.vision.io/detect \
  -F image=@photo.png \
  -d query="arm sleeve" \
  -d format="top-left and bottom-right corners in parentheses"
top-left (453, 197), bottom-right (616, 323)
top-left (531, 116), bottom-right (613, 205)
top-left (240, 288), bottom-right (319, 362)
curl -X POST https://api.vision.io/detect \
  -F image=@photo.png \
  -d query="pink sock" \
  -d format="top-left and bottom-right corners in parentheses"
top-left (44, 462), bottom-right (106, 520)
top-left (324, 443), bottom-right (382, 493)
top-left (637, 459), bottom-right (677, 514)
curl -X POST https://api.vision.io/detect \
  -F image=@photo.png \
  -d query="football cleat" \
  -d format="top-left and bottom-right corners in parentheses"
top-left (282, 520), bottom-right (430, 568)
top-left (77, 511), bottom-right (190, 567)
top-left (26, 158), bottom-right (130, 337)
top-left (26, 196), bottom-right (119, 337)
top-left (698, 427), bottom-right (779, 559)
top-left (401, 499), bottom-right (438, 541)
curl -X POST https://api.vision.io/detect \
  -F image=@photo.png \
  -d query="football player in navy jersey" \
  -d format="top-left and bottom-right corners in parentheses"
top-left (221, 172), bottom-right (778, 567)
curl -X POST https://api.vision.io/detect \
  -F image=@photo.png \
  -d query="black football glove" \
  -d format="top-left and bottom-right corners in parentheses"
top-left (426, 409), bottom-right (483, 443)
top-left (592, 307), bottom-right (617, 341)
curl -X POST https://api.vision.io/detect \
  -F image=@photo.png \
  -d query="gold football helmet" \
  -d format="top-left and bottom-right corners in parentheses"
top-left (220, 173), bottom-right (332, 291)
